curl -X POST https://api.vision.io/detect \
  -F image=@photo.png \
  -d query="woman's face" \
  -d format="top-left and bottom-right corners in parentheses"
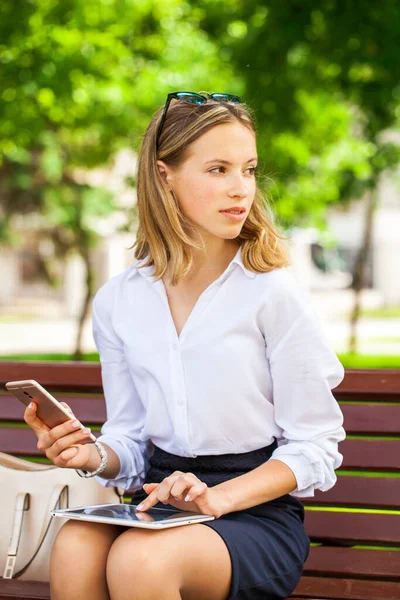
top-left (157, 121), bottom-right (258, 242)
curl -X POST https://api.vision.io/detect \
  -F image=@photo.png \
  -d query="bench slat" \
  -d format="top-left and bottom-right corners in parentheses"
top-left (304, 546), bottom-right (400, 578)
top-left (340, 439), bottom-right (400, 471)
top-left (333, 369), bottom-right (400, 399)
top-left (0, 428), bottom-right (100, 456)
top-left (305, 511), bottom-right (400, 545)
top-left (4, 429), bottom-right (400, 474)
top-left (0, 362), bottom-right (102, 392)
top-left (3, 393), bottom-right (400, 436)
top-left (0, 579), bottom-right (50, 600)
top-left (2, 363), bottom-right (400, 398)
top-left (294, 576), bottom-right (400, 600)
top-left (341, 403), bottom-right (400, 435)
top-left (0, 393), bottom-right (106, 424)
top-left (305, 476), bottom-right (400, 510)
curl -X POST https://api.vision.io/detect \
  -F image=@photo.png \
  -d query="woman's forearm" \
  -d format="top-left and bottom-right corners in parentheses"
top-left (215, 459), bottom-right (297, 514)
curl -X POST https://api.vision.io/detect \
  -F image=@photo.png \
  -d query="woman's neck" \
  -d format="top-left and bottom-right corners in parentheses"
top-left (191, 239), bottom-right (240, 273)
top-left (165, 239), bottom-right (240, 284)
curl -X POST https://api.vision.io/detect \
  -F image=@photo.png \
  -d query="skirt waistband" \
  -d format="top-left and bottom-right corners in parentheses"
top-left (135, 440), bottom-right (305, 521)
top-left (144, 441), bottom-right (278, 488)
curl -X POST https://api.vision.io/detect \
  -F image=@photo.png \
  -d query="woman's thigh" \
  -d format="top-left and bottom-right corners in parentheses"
top-left (50, 520), bottom-right (125, 595)
top-left (106, 523), bottom-right (232, 600)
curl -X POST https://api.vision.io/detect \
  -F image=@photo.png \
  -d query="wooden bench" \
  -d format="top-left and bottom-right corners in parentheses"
top-left (0, 361), bottom-right (399, 600)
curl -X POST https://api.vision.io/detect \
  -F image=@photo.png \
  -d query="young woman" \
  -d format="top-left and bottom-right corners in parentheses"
top-left (25, 91), bottom-right (345, 600)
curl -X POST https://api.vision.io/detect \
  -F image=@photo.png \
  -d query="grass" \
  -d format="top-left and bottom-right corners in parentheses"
top-left (0, 352), bottom-right (100, 362)
top-left (0, 314), bottom-right (48, 323)
top-left (359, 306), bottom-right (400, 319)
top-left (369, 336), bottom-right (400, 343)
top-left (337, 353), bottom-right (400, 369)
top-left (1, 351), bottom-right (400, 369)
top-left (304, 505), bottom-right (400, 515)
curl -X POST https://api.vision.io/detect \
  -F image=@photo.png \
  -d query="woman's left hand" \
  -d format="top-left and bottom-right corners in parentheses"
top-left (136, 471), bottom-right (231, 519)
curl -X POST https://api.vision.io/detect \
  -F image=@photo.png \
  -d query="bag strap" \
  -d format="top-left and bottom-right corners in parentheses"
top-left (4, 484), bottom-right (69, 579)
top-left (0, 451), bottom-right (55, 471)
top-left (3, 492), bottom-right (30, 578)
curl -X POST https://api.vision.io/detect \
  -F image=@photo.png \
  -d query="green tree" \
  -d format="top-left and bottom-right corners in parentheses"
top-left (194, 0), bottom-right (400, 350)
top-left (0, 0), bottom-right (237, 358)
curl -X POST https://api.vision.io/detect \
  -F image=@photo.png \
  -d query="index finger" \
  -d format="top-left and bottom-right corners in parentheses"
top-left (137, 475), bottom-right (180, 511)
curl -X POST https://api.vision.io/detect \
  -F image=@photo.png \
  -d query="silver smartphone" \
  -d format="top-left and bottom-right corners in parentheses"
top-left (5, 379), bottom-right (97, 443)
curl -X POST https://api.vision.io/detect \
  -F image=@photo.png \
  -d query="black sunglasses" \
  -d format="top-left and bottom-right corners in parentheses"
top-left (155, 91), bottom-right (241, 152)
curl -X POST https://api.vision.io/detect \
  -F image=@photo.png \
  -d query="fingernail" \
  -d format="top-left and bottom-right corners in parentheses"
top-left (136, 503), bottom-right (144, 511)
top-left (28, 402), bottom-right (33, 409)
top-left (72, 421), bottom-right (80, 428)
top-left (184, 494), bottom-right (191, 502)
top-left (82, 427), bottom-right (91, 434)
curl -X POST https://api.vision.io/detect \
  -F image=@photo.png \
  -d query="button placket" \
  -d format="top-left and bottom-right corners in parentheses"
top-left (178, 271), bottom-right (234, 344)
top-left (178, 286), bottom-right (217, 344)
top-left (170, 340), bottom-right (190, 447)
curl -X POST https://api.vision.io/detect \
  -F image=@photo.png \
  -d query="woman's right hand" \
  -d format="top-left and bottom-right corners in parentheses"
top-left (24, 401), bottom-right (96, 470)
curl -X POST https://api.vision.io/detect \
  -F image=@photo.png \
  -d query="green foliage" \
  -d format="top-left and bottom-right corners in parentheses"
top-left (1, 0), bottom-right (400, 242)
top-left (192, 0), bottom-right (400, 226)
top-left (0, 0), bottom-right (237, 244)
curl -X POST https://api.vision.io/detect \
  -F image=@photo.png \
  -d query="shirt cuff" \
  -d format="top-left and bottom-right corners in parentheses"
top-left (271, 446), bottom-right (336, 498)
top-left (94, 436), bottom-right (146, 492)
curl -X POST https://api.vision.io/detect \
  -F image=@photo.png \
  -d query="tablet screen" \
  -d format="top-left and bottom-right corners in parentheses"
top-left (60, 503), bottom-right (205, 524)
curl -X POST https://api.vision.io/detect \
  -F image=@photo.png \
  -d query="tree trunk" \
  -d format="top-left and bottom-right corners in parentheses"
top-left (348, 187), bottom-right (378, 354)
top-left (72, 232), bottom-right (94, 361)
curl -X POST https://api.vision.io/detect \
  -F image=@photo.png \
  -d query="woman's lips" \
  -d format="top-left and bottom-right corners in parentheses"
top-left (219, 210), bottom-right (247, 222)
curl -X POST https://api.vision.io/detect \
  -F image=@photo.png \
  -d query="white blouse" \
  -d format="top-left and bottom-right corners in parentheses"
top-left (93, 246), bottom-right (345, 498)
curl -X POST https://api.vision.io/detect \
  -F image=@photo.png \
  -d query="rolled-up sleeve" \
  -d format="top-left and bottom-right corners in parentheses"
top-left (91, 284), bottom-right (152, 491)
top-left (263, 272), bottom-right (346, 497)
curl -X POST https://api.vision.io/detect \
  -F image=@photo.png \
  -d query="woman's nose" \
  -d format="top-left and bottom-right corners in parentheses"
top-left (228, 175), bottom-right (249, 197)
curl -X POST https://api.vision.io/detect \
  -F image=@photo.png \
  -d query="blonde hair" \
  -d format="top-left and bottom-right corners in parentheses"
top-left (130, 96), bottom-right (289, 285)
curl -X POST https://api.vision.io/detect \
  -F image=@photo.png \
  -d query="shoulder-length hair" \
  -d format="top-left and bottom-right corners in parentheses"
top-left (130, 96), bottom-right (289, 285)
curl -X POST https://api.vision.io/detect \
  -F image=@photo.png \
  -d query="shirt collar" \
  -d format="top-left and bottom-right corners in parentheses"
top-left (231, 246), bottom-right (256, 279)
top-left (127, 245), bottom-right (256, 281)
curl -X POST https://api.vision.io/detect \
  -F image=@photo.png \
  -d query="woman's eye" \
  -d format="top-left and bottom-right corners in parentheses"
top-left (247, 167), bottom-right (257, 175)
top-left (209, 166), bottom-right (258, 175)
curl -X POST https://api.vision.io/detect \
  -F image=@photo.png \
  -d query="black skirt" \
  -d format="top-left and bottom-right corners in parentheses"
top-left (130, 442), bottom-right (310, 600)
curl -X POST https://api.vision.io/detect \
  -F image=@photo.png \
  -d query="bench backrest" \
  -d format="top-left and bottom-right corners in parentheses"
top-left (1, 361), bottom-right (400, 591)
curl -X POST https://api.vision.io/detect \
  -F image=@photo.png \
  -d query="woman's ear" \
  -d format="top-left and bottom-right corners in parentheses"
top-left (156, 160), bottom-right (172, 188)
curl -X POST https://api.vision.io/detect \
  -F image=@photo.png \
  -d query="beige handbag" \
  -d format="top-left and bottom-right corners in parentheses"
top-left (0, 452), bottom-right (124, 582)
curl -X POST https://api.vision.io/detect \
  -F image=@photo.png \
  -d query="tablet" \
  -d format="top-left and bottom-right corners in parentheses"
top-left (51, 503), bottom-right (216, 529)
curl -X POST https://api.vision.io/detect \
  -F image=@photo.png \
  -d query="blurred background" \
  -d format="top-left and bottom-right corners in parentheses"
top-left (0, 0), bottom-right (399, 367)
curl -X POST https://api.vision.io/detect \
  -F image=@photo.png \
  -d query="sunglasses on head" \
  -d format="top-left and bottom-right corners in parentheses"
top-left (155, 91), bottom-right (241, 152)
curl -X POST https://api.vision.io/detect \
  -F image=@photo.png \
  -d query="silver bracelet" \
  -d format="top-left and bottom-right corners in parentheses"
top-left (75, 440), bottom-right (108, 478)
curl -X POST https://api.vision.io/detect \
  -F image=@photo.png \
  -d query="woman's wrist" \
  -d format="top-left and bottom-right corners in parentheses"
top-left (76, 440), bottom-right (108, 478)
top-left (81, 442), bottom-right (103, 473)
top-left (80, 441), bottom-right (121, 480)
